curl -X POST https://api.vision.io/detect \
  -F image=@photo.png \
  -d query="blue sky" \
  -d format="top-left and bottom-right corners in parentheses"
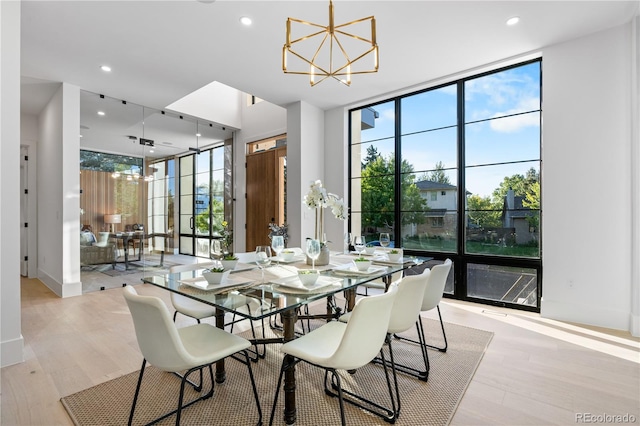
top-left (356, 61), bottom-right (541, 198)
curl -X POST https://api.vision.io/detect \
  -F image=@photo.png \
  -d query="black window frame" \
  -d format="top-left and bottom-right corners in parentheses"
top-left (348, 58), bottom-right (542, 313)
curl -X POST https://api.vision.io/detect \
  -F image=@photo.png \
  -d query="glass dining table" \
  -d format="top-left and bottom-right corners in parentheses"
top-left (141, 252), bottom-right (423, 425)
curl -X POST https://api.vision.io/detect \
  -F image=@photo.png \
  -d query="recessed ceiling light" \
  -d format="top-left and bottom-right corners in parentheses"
top-left (97, 111), bottom-right (105, 116)
top-left (196, 133), bottom-right (202, 137)
top-left (506, 16), bottom-right (520, 26)
top-left (240, 16), bottom-right (252, 26)
top-left (100, 65), bottom-right (112, 72)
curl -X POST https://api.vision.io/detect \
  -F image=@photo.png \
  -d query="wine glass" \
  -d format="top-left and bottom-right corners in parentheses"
top-left (353, 235), bottom-right (366, 255)
top-left (344, 232), bottom-right (352, 254)
top-left (306, 239), bottom-right (321, 271)
top-left (379, 233), bottom-right (390, 249)
top-left (271, 235), bottom-right (284, 266)
top-left (255, 246), bottom-right (272, 285)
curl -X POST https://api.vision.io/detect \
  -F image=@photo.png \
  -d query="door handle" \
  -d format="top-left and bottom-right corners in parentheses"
top-left (190, 217), bottom-right (194, 230)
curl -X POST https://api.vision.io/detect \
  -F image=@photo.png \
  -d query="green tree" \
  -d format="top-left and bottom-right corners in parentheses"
top-left (362, 145), bottom-right (381, 169)
top-left (522, 181), bottom-right (540, 230)
top-left (361, 154), bottom-right (427, 229)
top-left (428, 161), bottom-right (451, 184)
top-left (467, 194), bottom-right (501, 228)
top-left (491, 167), bottom-right (539, 204)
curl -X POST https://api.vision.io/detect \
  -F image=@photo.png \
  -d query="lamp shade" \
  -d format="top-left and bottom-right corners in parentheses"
top-left (104, 214), bottom-right (122, 224)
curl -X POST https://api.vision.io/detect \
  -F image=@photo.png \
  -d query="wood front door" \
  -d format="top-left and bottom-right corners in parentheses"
top-left (246, 146), bottom-right (286, 250)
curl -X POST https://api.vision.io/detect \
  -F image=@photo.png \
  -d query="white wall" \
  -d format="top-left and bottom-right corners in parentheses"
top-left (21, 114), bottom-right (39, 278)
top-left (541, 23), bottom-right (635, 332)
top-left (1, 0), bottom-right (24, 368)
top-left (233, 98), bottom-right (286, 252)
top-left (630, 14), bottom-right (640, 338)
top-left (37, 83), bottom-right (82, 298)
top-left (287, 101), bottom-right (325, 248)
top-left (324, 107), bottom-right (349, 249)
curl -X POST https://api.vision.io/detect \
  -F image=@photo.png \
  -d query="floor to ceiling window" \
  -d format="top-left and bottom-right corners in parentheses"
top-left (349, 59), bottom-right (542, 311)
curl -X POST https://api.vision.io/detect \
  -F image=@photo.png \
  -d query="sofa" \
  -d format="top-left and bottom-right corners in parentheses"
top-left (80, 231), bottom-right (116, 268)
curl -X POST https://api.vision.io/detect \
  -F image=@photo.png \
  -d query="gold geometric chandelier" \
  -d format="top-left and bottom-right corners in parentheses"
top-left (282, 0), bottom-right (378, 87)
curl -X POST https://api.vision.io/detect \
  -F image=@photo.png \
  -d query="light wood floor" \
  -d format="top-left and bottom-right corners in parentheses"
top-left (2, 277), bottom-right (639, 425)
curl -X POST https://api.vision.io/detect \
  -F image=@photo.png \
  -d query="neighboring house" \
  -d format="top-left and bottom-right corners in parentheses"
top-left (414, 180), bottom-right (458, 238)
top-left (502, 189), bottom-right (537, 244)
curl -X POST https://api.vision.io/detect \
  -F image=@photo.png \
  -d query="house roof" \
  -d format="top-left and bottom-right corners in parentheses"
top-left (415, 180), bottom-right (457, 191)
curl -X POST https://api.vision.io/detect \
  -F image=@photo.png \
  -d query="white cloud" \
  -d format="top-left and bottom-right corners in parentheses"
top-left (381, 107), bottom-right (395, 122)
top-left (490, 110), bottom-right (539, 133)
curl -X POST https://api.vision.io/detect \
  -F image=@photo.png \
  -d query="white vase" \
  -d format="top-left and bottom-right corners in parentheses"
top-left (306, 245), bottom-right (330, 266)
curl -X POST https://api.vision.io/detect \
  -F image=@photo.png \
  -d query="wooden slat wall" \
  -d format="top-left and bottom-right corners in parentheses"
top-left (80, 170), bottom-right (147, 232)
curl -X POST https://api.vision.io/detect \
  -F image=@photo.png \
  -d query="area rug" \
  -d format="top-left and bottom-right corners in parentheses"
top-left (61, 317), bottom-right (492, 425)
top-left (86, 260), bottom-right (178, 277)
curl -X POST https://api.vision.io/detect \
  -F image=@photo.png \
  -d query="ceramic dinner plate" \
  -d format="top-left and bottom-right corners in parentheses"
top-left (332, 263), bottom-right (388, 276)
top-left (179, 276), bottom-right (253, 291)
top-left (271, 275), bottom-right (341, 293)
top-left (272, 255), bottom-right (306, 264)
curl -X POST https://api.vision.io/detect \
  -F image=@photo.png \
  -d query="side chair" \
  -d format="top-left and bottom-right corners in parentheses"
top-left (169, 262), bottom-right (266, 361)
top-left (394, 258), bottom-right (452, 352)
top-left (269, 286), bottom-right (399, 426)
top-left (340, 268), bottom-right (431, 420)
top-left (122, 286), bottom-right (262, 426)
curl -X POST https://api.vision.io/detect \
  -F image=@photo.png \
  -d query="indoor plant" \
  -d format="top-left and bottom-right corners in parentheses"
top-left (303, 180), bottom-right (346, 266)
top-left (353, 256), bottom-right (373, 271)
top-left (218, 220), bottom-right (238, 268)
top-left (202, 266), bottom-right (230, 284)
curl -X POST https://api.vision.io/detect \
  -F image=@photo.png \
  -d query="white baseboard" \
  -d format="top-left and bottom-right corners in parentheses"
top-left (541, 298), bottom-right (630, 332)
top-left (1, 335), bottom-right (24, 367)
top-left (37, 269), bottom-right (82, 298)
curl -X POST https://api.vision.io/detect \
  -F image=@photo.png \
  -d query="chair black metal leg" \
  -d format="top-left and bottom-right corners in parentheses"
top-left (380, 320), bottom-right (430, 381)
top-left (393, 305), bottom-right (448, 352)
top-left (240, 350), bottom-right (263, 426)
top-left (128, 359), bottom-right (147, 426)
top-left (324, 351), bottom-right (397, 424)
top-left (269, 357), bottom-right (290, 426)
top-left (430, 305), bottom-right (448, 351)
top-left (328, 370), bottom-right (347, 426)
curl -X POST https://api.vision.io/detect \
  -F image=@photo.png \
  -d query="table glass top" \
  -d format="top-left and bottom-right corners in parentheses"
top-left (141, 252), bottom-right (426, 321)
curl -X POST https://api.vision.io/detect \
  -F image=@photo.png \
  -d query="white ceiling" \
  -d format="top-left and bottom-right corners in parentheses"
top-left (20, 1), bottom-right (638, 157)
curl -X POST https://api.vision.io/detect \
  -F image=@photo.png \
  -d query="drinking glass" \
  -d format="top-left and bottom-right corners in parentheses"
top-left (255, 246), bottom-right (272, 284)
top-left (344, 232), bottom-right (352, 254)
top-left (306, 239), bottom-right (321, 270)
top-left (271, 236), bottom-right (284, 265)
top-left (353, 236), bottom-right (366, 255)
top-left (379, 233), bottom-right (390, 249)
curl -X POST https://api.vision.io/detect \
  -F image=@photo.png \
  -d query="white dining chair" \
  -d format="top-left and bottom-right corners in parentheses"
top-left (340, 268), bottom-right (431, 419)
top-left (394, 258), bottom-right (452, 353)
top-left (356, 246), bottom-right (402, 296)
top-left (123, 286), bottom-right (262, 426)
top-left (269, 286), bottom-right (399, 426)
top-left (169, 262), bottom-right (265, 360)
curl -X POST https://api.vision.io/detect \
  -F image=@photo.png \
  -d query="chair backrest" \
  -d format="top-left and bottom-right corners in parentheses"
top-left (169, 262), bottom-right (216, 306)
top-left (234, 251), bottom-right (258, 263)
top-left (327, 286), bottom-right (398, 370)
top-left (169, 262), bottom-right (216, 274)
top-left (122, 286), bottom-right (195, 372)
top-left (421, 259), bottom-right (452, 311)
top-left (94, 232), bottom-right (111, 247)
top-left (388, 268), bottom-right (431, 334)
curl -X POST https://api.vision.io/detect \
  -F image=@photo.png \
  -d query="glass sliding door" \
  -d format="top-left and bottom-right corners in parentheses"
top-left (179, 145), bottom-right (227, 258)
